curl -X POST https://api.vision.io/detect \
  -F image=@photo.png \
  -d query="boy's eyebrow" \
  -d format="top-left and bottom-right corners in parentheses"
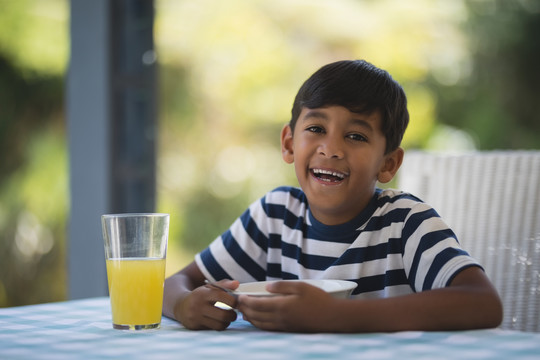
top-left (302, 109), bottom-right (374, 132)
top-left (302, 109), bottom-right (328, 121)
top-left (350, 118), bottom-right (374, 132)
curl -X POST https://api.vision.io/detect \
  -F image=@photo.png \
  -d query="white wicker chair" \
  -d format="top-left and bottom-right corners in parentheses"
top-left (397, 151), bottom-right (540, 332)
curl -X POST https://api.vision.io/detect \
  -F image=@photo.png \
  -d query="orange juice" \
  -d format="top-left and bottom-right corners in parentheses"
top-left (106, 257), bottom-right (166, 329)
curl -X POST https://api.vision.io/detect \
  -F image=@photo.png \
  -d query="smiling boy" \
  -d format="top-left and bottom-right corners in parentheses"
top-left (163, 60), bottom-right (503, 332)
top-left (284, 106), bottom-right (394, 226)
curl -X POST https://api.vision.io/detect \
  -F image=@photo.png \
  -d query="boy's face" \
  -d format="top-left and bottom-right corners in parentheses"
top-left (281, 105), bottom-right (403, 226)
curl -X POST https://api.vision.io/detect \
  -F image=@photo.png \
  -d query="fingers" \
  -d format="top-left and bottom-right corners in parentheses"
top-left (178, 282), bottom-right (238, 331)
top-left (185, 313), bottom-right (236, 331)
top-left (204, 279), bottom-right (240, 305)
top-left (220, 279), bottom-right (240, 291)
top-left (265, 280), bottom-right (306, 295)
top-left (237, 294), bottom-right (288, 330)
top-left (200, 306), bottom-right (238, 331)
top-left (237, 281), bottom-right (307, 317)
top-left (203, 280), bottom-right (239, 308)
top-left (236, 282), bottom-right (331, 332)
top-left (184, 308), bottom-right (235, 331)
top-left (238, 294), bottom-right (277, 313)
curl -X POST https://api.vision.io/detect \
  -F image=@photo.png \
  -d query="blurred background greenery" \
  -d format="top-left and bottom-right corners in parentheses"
top-left (1, 0), bottom-right (539, 307)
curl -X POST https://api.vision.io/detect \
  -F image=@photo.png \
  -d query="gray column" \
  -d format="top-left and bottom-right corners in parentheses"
top-left (67, 0), bottom-right (156, 299)
top-left (109, 0), bottom-right (157, 214)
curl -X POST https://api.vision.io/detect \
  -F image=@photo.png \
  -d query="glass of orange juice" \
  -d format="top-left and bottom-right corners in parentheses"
top-left (101, 213), bottom-right (169, 330)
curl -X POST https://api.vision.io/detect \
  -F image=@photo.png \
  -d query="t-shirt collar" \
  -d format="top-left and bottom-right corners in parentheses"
top-left (307, 188), bottom-right (382, 238)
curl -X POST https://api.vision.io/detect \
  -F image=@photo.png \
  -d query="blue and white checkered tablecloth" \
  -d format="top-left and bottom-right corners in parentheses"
top-left (1, 297), bottom-right (539, 360)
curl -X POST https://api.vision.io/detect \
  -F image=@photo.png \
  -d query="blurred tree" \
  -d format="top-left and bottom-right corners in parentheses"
top-left (0, 55), bottom-right (64, 181)
top-left (431, 0), bottom-right (540, 149)
top-left (0, 0), bottom-right (67, 306)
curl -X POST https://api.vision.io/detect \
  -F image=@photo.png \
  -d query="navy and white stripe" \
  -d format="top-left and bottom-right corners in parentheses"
top-left (196, 186), bottom-right (481, 299)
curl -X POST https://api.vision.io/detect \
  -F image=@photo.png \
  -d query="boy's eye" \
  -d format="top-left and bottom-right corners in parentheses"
top-left (306, 126), bottom-right (325, 134)
top-left (347, 133), bottom-right (368, 142)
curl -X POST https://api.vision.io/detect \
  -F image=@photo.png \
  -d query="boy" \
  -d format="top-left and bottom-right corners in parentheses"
top-left (163, 60), bottom-right (503, 332)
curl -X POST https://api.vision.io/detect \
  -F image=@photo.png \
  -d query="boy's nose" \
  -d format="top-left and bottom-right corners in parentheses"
top-left (318, 139), bottom-right (344, 159)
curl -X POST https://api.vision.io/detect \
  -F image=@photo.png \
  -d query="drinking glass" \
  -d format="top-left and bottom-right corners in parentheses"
top-left (101, 213), bottom-right (169, 330)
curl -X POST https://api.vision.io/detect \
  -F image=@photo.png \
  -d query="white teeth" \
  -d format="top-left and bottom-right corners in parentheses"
top-left (312, 168), bottom-right (346, 179)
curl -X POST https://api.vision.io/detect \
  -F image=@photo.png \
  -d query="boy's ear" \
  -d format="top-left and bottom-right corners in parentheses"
top-left (281, 124), bottom-right (294, 164)
top-left (377, 147), bottom-right (404, 183)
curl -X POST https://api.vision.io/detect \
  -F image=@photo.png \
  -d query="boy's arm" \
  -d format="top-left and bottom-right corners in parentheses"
top-left (237, 266), bottom-right (503, 333)
top-left (162, 261), bottom-right (239, 330)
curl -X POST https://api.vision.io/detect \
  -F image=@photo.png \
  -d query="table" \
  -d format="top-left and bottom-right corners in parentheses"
top-left (1, 297), bottom-right (539, 359)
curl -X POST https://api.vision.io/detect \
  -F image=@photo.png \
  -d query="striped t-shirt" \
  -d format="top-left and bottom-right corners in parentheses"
top-left (196, 186), bottom-right (480, 298)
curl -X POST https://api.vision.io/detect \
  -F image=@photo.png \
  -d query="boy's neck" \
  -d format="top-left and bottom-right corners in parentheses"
top-left (307, 187), bottom-right (380, 226)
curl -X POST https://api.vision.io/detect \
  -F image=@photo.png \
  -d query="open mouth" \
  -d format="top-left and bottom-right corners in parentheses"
top-left (311, 168), bottom-right (348, 183)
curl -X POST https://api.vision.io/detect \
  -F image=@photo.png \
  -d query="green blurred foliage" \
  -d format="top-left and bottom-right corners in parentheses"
top-left (0, 0), bottom-right (67, 74)
top-left (1, 0), bottom-right (539, 306)
top-left (0, 0), bottom-right (68, 306)
top-left (429, 0), bottom-right (540, 149)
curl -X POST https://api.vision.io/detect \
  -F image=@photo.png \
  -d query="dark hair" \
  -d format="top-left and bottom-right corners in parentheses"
top-left (290, 60), bottom-right (409, 154)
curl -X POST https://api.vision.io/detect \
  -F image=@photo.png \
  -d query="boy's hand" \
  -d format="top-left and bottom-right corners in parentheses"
top-left (174, 279), bottom-right (239, 331)
top-left (237, 281), bottom-right (338, 332)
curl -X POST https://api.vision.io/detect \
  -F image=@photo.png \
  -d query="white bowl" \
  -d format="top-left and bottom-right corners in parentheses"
top-left (235, 279), bottom-right (357, 299)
